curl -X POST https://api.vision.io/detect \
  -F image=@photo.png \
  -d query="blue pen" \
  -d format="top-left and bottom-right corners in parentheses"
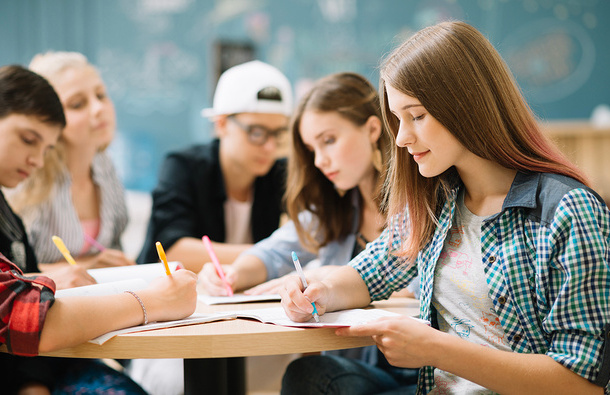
top-left (291, 251), bottom-right (320, 323)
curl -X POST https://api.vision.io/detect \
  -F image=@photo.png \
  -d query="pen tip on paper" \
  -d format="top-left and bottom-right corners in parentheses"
top-left (311, 302), bottom-right (320, 322)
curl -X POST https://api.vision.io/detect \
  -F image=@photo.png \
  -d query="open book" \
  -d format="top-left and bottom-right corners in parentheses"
top-left (55, 278), bottom-right (149, 298)
top-left (55, 262), bottom-right (181, 298)
top-left (88, 307), bottom-right (427, 345)
top-left (87, 262), bottom-right (180, 283)
top-left (230, 306), bottom-right (406, 328)
top-left (89, 312), bottom-right (237, 345)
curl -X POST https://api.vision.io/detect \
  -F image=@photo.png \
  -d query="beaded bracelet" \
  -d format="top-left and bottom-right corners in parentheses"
top-left (125, 290), bottom-right (148, 325)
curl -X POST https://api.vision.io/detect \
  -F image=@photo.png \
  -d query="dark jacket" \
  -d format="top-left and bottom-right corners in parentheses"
top-left (0, 191), bottom-right (38, 273)
top-left (137, 139), bottom-right (287, 264)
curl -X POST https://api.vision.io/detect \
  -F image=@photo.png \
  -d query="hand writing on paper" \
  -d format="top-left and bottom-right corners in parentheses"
top-left (198, 262), bottom-right (236, 296)
top-left (279, 275), bottom-right (329, 322)
top-left (141, 269), bottom-right (198, 322)
top-left (336, 315), bottom-right (436, 369)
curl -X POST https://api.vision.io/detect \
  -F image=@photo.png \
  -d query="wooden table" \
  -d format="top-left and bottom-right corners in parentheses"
top-left (36, 297), bottom-right (419, 394)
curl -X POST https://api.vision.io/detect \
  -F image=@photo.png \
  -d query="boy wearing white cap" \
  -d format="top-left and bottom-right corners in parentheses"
top-left (137, 60), bottom-right (293, 272)
top-left (129, 61), bottom-right (292, 395)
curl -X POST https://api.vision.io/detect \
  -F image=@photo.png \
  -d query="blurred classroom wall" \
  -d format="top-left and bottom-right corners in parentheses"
top-left (1, 0), bottom-right (609, 192)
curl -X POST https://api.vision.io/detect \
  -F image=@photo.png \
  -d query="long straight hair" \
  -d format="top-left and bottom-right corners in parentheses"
top-left (380, 21), bottom-right (588, 262)
top-left (286, 72), bottom-right (392, 252)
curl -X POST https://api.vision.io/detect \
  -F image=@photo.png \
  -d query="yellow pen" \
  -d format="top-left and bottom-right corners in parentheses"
top-left (51, 235), bottom-right (77, 266)
top-left (155, 241), bottom-right (172, 276)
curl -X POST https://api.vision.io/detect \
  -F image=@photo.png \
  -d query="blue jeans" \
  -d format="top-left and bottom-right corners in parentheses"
top-left (281, 355), bottom-right (418, 395)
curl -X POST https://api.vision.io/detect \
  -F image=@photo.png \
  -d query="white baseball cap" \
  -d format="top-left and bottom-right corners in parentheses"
top-left (201, 60), bottom-right (293, 118)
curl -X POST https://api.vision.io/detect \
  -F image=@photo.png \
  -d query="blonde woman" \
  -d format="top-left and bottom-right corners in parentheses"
top-left (9, 51), bottom-right (133, 289)
top-left (0, 64), bottom-right (196, 395)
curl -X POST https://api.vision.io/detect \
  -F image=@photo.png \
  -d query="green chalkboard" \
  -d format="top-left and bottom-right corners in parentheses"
top-left (1, 0), bottom-right (608, 190)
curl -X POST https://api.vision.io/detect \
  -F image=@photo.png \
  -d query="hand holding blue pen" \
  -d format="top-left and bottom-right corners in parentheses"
top-left (291, 251), bottom-right (320, 323)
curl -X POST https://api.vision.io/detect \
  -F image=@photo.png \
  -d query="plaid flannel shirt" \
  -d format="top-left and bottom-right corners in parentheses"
top-left (0, 253), bottom-right (55, 356)
top-left (351, 172), bottom-right (610, 394)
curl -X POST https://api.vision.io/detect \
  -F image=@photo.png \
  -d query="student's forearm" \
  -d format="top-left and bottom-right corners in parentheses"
top-left (232, 255), bottom-right (269, 291)
top-left (304, 265), bottom-right (342, 282)
top-left (167, 237), bottom-right (251, 272)
top-left (323, 266), bottom-right (371, 312)
top-left (429, 331), bottom-right (603, 394)
top-left (37, 262), bottom-right (71, 272)
top-left (39, 293), bottom-right (143, 352)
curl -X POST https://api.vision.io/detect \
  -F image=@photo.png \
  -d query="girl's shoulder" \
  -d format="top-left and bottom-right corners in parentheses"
top-left (538, 172), bottom-right (604, 208)
top-left (533, 172), bottom-right (607, 225)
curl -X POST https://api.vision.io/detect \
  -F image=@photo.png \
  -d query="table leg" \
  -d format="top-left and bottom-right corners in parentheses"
top-left (184, 357), bottom-right (246, 395)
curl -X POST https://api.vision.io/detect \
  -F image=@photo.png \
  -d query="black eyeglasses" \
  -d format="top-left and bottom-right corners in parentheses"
top-left (227, 115), bottom-right (288, 146)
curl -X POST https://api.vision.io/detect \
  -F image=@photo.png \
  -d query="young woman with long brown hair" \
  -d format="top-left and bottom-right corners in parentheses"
top-left (199, 72), bottom-right (402, 297)
top-left (280, 21), bottom-right (609, 394)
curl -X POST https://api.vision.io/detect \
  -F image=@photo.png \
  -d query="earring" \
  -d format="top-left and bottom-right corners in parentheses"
top-left (372, 145), bottom-right (382, 172)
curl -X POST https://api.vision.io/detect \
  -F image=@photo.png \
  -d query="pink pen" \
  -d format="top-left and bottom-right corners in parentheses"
top-left (202, 235), bottom-right (233, 296)
top-left (84, 233), bottom-right (106, 252)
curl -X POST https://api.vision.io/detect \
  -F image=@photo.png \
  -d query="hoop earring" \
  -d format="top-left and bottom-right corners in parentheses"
top-left (372, 145), bottom-right (382, 172)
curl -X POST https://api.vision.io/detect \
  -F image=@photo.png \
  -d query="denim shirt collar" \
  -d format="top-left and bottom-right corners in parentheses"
top-left (452, 171), bottom-right (540, 223)
top-left (502, 171), bottom-right (540, 210)
top-left (451, 171), bottom-right (540, 211)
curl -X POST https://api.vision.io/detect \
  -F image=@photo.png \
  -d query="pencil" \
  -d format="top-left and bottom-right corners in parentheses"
top-left (51, 235), bottom-right (78, 266)
top-left (155, 241), bottom-right (172, 276)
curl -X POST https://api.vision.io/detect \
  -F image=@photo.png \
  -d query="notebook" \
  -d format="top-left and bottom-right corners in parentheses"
top-left (198, 293), bottom-right (281, 305)
top-left (55, 262), bottom-right (181, 298)
top-left (89, 312), bottom-right (237, 345)
top-left (229, 306), bottom-right (405, 328)
top-left (55, 278), bottom-right (148, 298)
top-left (87, 262), bottom-right (180, 284)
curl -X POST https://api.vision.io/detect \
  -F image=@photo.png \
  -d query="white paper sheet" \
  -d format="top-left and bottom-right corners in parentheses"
top-left (87, 262), bottom-right (180, 284)
top-left (229, 307), bottom-right (407, 328)
top-left (55, 278), bottom-right (149, 298)
top-left (198, 293), bottom-right (281, 305)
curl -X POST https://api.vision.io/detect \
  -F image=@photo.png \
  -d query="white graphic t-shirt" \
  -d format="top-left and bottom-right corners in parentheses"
top-left (429, 191), bottom-right (512, 394)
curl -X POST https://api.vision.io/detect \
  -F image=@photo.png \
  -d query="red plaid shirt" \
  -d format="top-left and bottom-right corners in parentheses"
top-left (0, 253), bottom-right (55, 356)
